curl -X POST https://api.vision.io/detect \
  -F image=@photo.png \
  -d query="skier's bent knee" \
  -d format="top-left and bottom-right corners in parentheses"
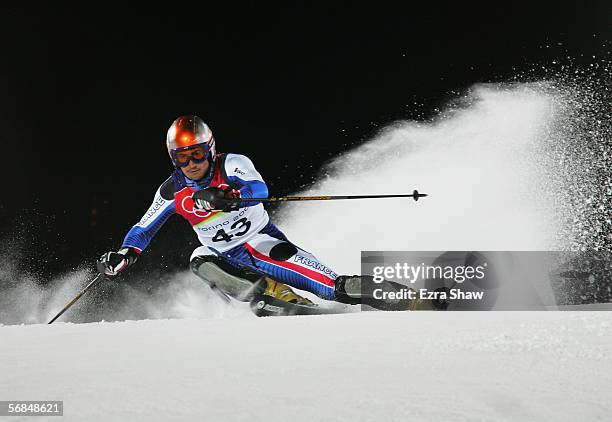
top-left (190, 255), bottom-right (314, 309)
top-left (190, 255), bottom-right (260, 301)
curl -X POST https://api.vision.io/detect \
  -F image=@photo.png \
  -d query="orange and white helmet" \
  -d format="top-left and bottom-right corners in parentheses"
top-left (166, 115), bottom-right (216, 167)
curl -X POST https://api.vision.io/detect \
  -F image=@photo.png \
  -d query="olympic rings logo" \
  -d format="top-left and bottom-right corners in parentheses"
top-left (180, 183), bottom-right (230, 218)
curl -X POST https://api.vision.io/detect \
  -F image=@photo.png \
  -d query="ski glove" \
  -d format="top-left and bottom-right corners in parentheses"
top-left (97, 247), bottom-right (138, 276)
top-left (193, 186), bottom-right (241, 212)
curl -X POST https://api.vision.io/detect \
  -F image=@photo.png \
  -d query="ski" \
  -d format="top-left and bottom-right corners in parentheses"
top-left (250, 294), bottom-right (351, 317)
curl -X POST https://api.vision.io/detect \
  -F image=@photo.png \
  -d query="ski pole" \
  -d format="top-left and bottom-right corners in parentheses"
top-left (48, 273), bottom-right (104, 324)
top-left (243, 189), bottom-right (428, 203)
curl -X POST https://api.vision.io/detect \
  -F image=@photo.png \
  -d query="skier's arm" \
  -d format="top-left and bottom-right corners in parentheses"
top-left (98, 177), bottom-right (175, 276)
top-left (224, 153), bottom-right (268, 207)
top-left (121, 177), bottom-right (176, 253)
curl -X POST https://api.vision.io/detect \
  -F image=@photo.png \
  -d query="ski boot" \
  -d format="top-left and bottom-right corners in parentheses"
top-left (250, 277), bottom-right (325, 317)
top-left (260, 278), bottom-right (315, 306)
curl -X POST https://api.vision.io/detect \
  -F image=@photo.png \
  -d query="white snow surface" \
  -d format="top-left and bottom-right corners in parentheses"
top-left (2, 311), bottom-right (611, 421)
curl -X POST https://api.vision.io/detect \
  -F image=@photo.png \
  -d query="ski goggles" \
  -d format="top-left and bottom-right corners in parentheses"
top-left (171, 145), bottom-right (211, 168)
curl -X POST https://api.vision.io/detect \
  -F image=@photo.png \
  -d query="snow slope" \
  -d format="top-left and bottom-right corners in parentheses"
top-left (1, 312), bottom-right (611, 421)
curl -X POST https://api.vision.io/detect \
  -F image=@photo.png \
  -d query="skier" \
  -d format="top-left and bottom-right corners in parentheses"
top-left (98, 115), bottom-right (416, 315)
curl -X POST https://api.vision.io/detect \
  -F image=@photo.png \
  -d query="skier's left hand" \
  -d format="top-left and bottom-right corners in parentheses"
top-left (193, 187), bottom-right (241, 212)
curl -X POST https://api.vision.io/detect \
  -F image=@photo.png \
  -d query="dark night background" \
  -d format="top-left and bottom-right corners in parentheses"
top-left (0, 3), bottom-right (609, 281)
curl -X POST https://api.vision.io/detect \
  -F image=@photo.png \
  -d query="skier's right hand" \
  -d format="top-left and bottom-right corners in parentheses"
top-left (193, 187), bottom-right (222, 212)
top-left (193, 187), bottom-right (241, 212)
top-left (97, 247), bottom-right (138, 276)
